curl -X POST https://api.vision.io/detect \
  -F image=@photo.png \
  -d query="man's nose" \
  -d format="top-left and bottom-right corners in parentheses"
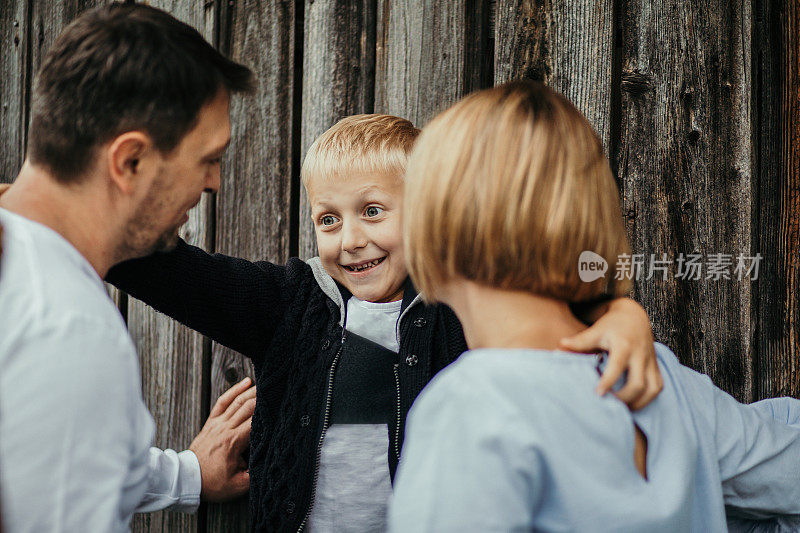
top-left (204, 168), bottom-right (221, 194)
top-left (341, 220), bottom-right (368, 252)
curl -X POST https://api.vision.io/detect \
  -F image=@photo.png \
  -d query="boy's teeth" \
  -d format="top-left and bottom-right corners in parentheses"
top-left (348, 258), bottom-right (382, 272)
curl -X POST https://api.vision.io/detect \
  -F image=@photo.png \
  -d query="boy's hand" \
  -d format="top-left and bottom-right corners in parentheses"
top-left (560, 298), bottom-right (663, 411)
top-left (190, 377), bottom-right (255, 502)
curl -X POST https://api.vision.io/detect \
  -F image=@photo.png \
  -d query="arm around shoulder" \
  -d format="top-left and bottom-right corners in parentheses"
top-left (106, 238), bottom-right (305, 356)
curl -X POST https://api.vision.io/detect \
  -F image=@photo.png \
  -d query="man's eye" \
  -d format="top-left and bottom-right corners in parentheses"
top-left (209, 158), bottom-right (222, 165)
top-left (365, 206), bottom-right (384, 218)
top-left (320, 215), bottom-right (339, 226)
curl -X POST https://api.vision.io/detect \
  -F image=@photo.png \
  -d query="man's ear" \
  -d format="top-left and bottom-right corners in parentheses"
top-left (106, 132), bottom-right (157, 195)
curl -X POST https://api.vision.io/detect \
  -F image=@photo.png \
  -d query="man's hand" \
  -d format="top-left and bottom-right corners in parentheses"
top-left (560, 297), bottom-right (663, 411)
top-left (190, 376), bottom-right (256, 502)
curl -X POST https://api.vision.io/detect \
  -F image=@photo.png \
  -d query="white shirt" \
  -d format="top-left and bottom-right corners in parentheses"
top-left (0, 208), bottom-right (201, 532)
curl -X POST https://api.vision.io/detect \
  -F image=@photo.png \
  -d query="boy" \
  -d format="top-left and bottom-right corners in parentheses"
top-left (107, 114), bottom-right (660, 531)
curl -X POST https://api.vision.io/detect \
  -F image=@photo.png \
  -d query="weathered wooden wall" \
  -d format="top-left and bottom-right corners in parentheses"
top-left (1, 0), bottom-right (798, 531)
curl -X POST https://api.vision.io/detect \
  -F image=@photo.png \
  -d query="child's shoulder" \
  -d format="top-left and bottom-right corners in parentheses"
top-left (419, 349), bottom-right (597, 416)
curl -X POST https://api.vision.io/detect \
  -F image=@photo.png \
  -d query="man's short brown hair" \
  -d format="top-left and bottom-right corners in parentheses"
top-left (404, 81), bottom-right (632, 303)
top-left (27, 2), bottom-right (254, 183)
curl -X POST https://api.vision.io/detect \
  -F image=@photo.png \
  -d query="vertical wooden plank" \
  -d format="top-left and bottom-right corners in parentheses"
top-left (0, 0), bottom-right (28, 182)
top-left (298, 0), bottom-right (376, 259)
top-left (375, 0), bottom-right (492, 127)
top-left (207, 1), bottom-right (298, 530)
top-left (753, 1), bottom-right (800, 399)
top-left (493, 0), bottom-right (614, 150)
top-left (29, 1), bottom-right (105, 78)
top-left (128, 2), bottom-right (216, 532)
top-left (617, 1), bottom-right (754, 400)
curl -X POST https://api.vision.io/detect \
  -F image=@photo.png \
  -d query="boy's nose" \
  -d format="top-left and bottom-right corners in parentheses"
top-left (341, 221), bottom-right (368, 252)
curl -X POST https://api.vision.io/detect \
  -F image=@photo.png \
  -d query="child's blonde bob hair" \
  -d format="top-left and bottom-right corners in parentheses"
top-left (301, 114), bottom-right (419, 186)
top-left (404, 80), bottom-right (632, 303)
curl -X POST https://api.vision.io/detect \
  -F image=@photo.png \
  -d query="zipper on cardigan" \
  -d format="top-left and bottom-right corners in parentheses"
top-left (296, 330), bottom-right (347, 533)
top-left (393, 363), bottom-right (402, 460)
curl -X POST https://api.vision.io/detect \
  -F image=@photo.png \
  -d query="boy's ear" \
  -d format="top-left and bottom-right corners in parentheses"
top-left (105, 131), bottom-right (158, 195)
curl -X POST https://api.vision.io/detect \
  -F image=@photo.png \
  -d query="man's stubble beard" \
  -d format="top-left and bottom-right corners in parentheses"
top-left (117, 174), bottom-right (183, 262)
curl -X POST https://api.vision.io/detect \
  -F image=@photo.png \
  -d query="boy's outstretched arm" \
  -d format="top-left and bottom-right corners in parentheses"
top-left (562, 297), bottom-right (663, 411)
top-left (106, 237), bottom-right (298, 359)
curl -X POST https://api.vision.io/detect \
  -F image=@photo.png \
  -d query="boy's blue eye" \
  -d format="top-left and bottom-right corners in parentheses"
top-left (365, 206), bottom-right (383, 217)
top-left (320, 215), bottom-right (339, 226)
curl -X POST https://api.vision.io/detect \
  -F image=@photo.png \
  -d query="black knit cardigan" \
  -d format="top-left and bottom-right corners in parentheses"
top-left (106, 239), bottom-right (468, 532)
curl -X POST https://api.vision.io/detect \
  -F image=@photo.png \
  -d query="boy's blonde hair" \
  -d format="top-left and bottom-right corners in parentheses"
top-left (301, 114), bottom-right (419, 186)
top-left (404, 81), bottom-right (632, 303)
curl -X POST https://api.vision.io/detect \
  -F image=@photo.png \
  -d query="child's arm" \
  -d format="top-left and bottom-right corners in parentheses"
top-left (669, 351), bottom-right (800, 519)
top-left (748, 397), bottom-right (800, 427)
top-left (561, 297), bottom-right (662, 410)
top-left (106, 238), bottom-right (299, 358)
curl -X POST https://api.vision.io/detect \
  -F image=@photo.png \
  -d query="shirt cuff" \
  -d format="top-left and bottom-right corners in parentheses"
top-left (175, 449), bottom-right (202, 513)
top-left (137, 447), bottom-right (202, 514)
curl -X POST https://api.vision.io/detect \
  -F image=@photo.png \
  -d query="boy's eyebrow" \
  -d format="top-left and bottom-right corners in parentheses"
top-left (356, 185), bottom-right (390, 197)
top-left (310, 200), bottom-right (337, 213)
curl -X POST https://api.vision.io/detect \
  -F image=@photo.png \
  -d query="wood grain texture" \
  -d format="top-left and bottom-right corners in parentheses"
top-left (15, 0), bottom-right (110, 183)
top-left (617, 0), bottom-right (754, 400)
top-left (298, 0), bottom-right (376, 259)
top-left (0, 0), bottom-right (28, 182)
top-left (375, 0), bottom-right (492, 127)
top-left (494, 0), bottom-right (613, 149)
top-left (129, 2), bottom-right (217, 532)
top-left (207, 1), bottom-right (298, 530)
top-left (753, 1), bottom-right (800, 400)
top-left (29, 1), bottom-right (104, 76)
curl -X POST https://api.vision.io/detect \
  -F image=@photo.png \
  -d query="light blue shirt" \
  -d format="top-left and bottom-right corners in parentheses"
top-left (389, 343), bottom-right (800, 532)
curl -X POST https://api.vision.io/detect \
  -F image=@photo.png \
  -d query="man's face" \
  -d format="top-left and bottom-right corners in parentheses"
top-left (125, 90), bottom-right (231, 256)
top-left (308, 171), bottom-right (407, 303)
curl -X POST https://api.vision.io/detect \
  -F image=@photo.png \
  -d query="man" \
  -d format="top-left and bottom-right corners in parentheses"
top-left (0, 3), bottom-right (255, 531)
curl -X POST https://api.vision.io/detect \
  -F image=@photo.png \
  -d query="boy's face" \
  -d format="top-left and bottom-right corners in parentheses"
top-left (307, 171), bottom-right (406, 303)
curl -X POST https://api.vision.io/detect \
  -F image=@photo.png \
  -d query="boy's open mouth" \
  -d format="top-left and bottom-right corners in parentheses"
top-left (342, 257), bottom-right (386, 273)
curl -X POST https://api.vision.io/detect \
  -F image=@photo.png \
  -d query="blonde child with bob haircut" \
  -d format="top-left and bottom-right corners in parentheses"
top-left (389, 80), bottom-right (800, 532)
top-left (107, 110), bottom-right (660, 531)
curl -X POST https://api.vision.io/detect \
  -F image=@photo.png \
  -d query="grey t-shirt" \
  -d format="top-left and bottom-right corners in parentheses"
top-left (307, 297), bottom-right (402, 533)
